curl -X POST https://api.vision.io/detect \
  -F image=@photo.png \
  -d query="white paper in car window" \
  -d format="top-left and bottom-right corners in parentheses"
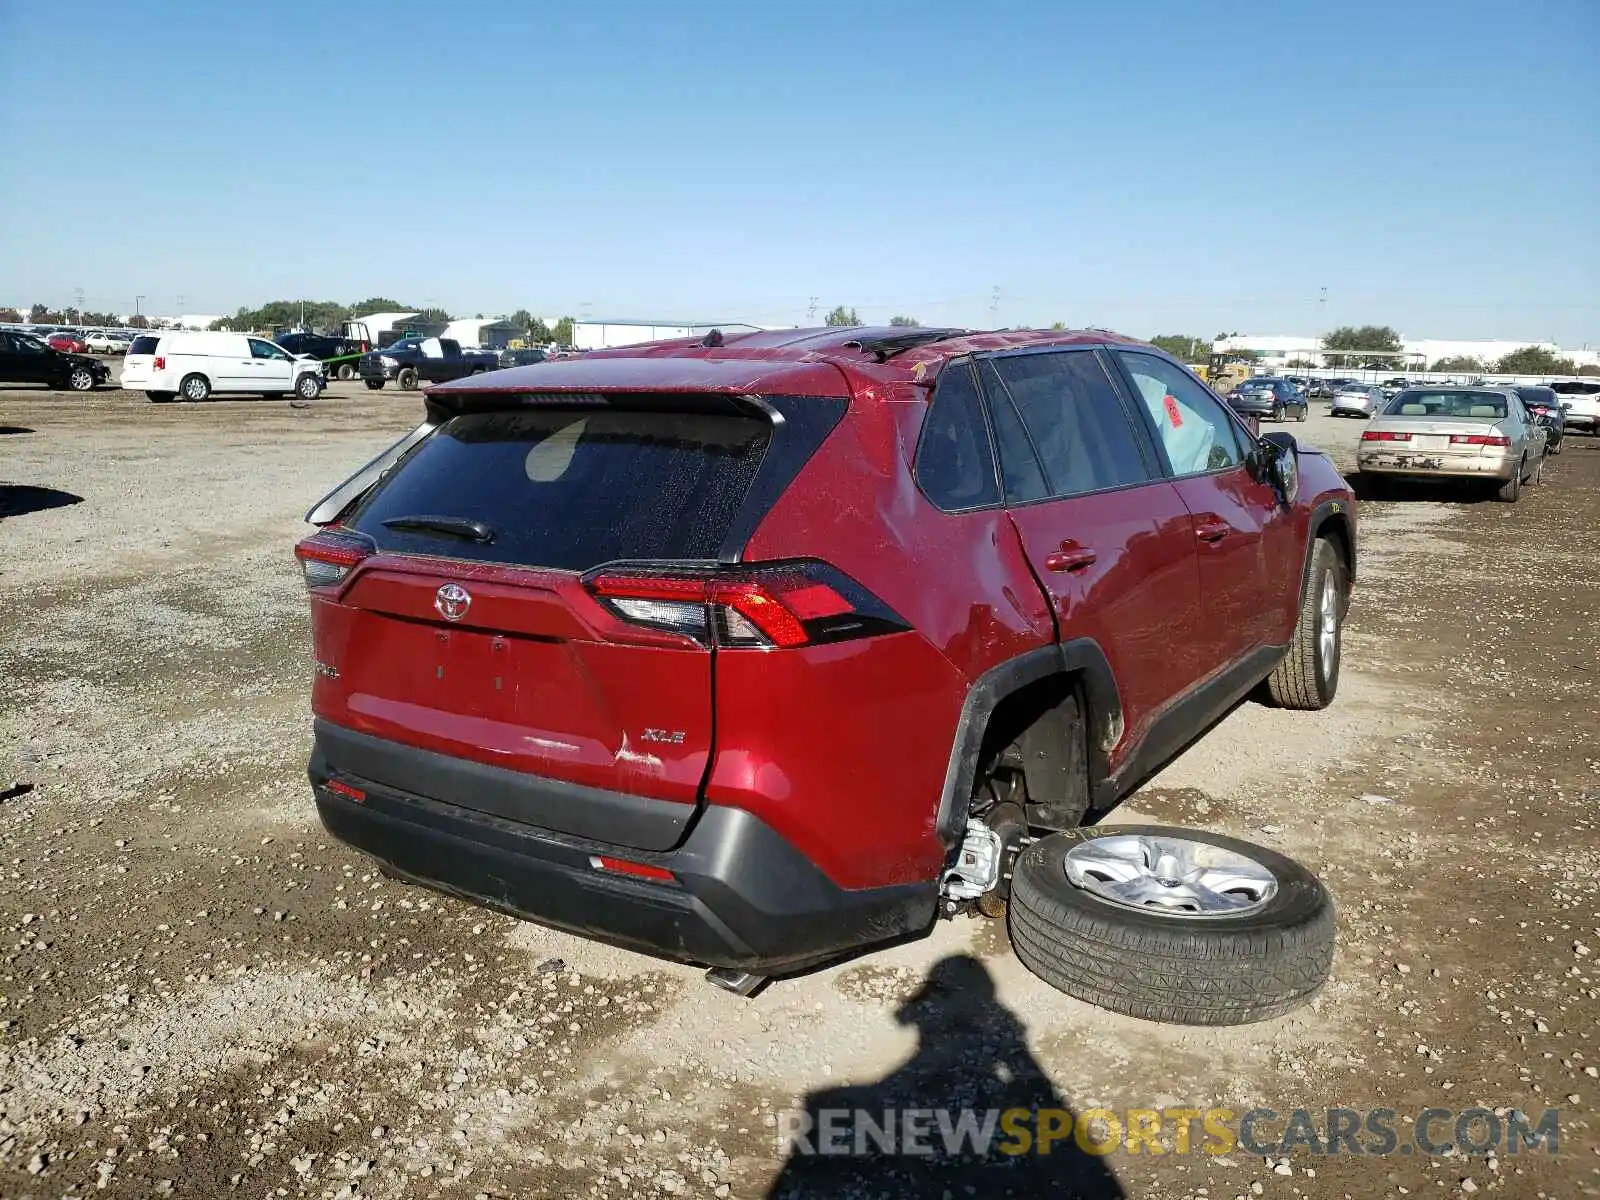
top-left (1130, 372), bottom-right (1215, 474)
top-left (525, 418), bottom-right (586, 482)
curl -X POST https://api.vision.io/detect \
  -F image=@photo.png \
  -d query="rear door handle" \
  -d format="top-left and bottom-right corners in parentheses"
top-left (1195, 520), bottom-right (1230, 543)
top-left (1045, 542), bottom-right (1098, 572)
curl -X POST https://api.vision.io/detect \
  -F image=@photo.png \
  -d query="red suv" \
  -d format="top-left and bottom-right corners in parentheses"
top-left (297, 327), bottom-right (1355, 992)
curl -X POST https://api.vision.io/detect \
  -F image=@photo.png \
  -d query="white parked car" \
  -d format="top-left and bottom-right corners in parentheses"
top-left (85, 330), bottom-right (131, 355)
top-left (1548, 380), bottom-right (1600, 435)
top-left (120, 331), bottom-right (324, 402)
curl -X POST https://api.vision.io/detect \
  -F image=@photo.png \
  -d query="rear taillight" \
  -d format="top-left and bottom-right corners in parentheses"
top-left (293, 529), bottom-right (374, 589)
top-left (1361, 430), bottom-right (1412, 441)
top-left (584, 561), bottom-right (907, 649)
top-left (1448, 434), bottom-right (1510, 446)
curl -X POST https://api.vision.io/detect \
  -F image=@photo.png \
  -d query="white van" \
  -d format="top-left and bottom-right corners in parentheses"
top-left (121, 331), bottom-right (325, 403)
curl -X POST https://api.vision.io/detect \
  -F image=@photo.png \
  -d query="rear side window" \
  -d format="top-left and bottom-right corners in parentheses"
top-left (915, 363), bottom-right (999, 510)
top-left (129, 336), bottom-right (161, 354)
top-left (982, 350), bottom-right (1154, 499)
top-left (350, 405), bottom-right (771, 570)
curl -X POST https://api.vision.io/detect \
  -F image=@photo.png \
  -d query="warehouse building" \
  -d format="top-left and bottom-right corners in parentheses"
top-left (565, 317), bottom-right (768, 351)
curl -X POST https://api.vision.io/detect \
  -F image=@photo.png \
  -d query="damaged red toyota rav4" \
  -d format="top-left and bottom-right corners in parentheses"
top-left (296, 327), bottom-right (1355, 1024)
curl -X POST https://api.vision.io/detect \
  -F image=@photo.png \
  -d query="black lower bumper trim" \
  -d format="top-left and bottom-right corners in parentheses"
top-left (310, 726), bottom-right (937, 973)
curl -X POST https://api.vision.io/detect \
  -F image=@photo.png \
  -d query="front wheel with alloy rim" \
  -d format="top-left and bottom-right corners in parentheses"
top-left (1263, 536), bottom-right (1344, 709)
top-left (1008, 825), bottom-right (1335, 1025)
top-left (294, 373), bottom-right (321, 401)
top-left (66, 366), bottom-right (97, 392)
top-left (179, 373), bottom-right (211, 402)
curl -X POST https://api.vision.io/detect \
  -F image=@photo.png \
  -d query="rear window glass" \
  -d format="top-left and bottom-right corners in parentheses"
top-left (1385, 391), bottom-right (1507, 418)
top-left (129, 336), bottom-right (161, 354)
top-left (350, 406), bottom-right (771, 570)
top-left (1550, 382), bottom-right (1600, 395)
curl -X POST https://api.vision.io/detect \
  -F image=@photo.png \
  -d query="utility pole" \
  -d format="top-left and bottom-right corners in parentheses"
top-left (74, 287), bottom-right (85, 323)
top-left (806, 296), bottom-right (818, 322)
top-left (989, 286), bottom-right (1001, 325)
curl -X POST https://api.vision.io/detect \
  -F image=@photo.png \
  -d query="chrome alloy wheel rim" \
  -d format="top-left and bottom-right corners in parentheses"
top-left (1318, 571), bottom-right (1339, 678)
top-left (1063, 834), bottom-right (1278, 918)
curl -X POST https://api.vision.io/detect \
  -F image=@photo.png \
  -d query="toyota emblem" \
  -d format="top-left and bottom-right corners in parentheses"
top-left (435, 583), bottom-right (471, 621)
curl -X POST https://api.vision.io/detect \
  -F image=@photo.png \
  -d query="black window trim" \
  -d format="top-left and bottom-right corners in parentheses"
top-left (911, 357), bottom-right (1006, 514)
top-left (968, 345), bottom-right (1168, 508)
top-left (1104, 347), bottom-right (1264, 482)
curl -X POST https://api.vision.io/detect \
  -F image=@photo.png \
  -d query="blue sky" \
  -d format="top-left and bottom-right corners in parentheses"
top-left (1, 1), bottom-right (1596, 343)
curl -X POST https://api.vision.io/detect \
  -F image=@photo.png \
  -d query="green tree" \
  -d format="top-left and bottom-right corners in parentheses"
top-left (1580, 364), bottom-right (1600, 377)
top-left (1149, 334), bottom-right (1209, 362)
top-left (349, 297), bottom-right (407, 315)
top-left (888, 315), bottom-right (921, 327)
top-left (1286, 358), bottom-right (1318, 369)
top-left (507, 308), bottom-right (534, 331)
top-left (1049, 321), bottom-right (1069, 330)
top-left (528, 317), bottom-right (553, 343)
top-left (127, 315), bottom-right (149, 329)
top-left (1495, 346), bottom-right (1577, 375)
top-left (0, 307), bottom-right (21, 323)
top-left (824, 306), bottom-right (861, 327)
top-left (415, 307), bottom-right (451, 324)
top-left (1430, 355), bottom-right (1486, 373)
top-left (1321, 325), bottom-right (1403, 369)
top-left (29, 303), bottom-right (59, 323)
top-left (549, 316), bottom-right (575, 346)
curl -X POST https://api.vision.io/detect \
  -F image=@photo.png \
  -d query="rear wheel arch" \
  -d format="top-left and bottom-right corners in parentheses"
top-left (934, 642), bottom-right (1124, 848)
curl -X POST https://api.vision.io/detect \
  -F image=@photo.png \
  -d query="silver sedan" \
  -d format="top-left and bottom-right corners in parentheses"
top-left (1356, 387), bottom-right (1547, 501)
top-left (1330, 384), bottom-right (1384, 418)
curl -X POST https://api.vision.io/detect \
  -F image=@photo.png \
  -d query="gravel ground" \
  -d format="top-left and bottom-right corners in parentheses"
top-left (1, 383), bottom-right (1596, 1199)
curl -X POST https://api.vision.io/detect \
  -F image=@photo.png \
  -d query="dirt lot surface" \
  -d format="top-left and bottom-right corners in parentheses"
top-left (1, 382), bottom-right (1596, 1199)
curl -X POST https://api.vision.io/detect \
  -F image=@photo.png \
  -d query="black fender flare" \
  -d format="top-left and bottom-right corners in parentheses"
top-left (1304, 497), bottom-right (1356, 601)
top-left (933, 640), bottom-right (1124, 847)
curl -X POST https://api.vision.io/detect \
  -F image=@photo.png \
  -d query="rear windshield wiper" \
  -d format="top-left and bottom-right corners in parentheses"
top-left (381, 514), bottom-right (496, 543)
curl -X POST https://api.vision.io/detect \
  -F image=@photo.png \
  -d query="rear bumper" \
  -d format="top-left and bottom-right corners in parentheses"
top-left (1564, 414), bottom-right (1598, 431)
top-left (1228, 399), bottom-right (1275, 416)
top-left (1356, 450), bottom-right (1514, 479)
top-left (309, 722), bottom-right (938, 973)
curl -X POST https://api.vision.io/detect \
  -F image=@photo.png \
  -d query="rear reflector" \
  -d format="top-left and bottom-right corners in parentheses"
top-left (1448, 434), bottom-right (1510, 446)
top-left (589, 855), bottom-right (676, 883)
top-left (1361, 430), bottom-right (1412, 442)
top-left (584, 561), bottom-right (907, 649)
top-left (294, 529), bottom-right (375, 588)
top-left (325, 779), bottom-right (366, 802)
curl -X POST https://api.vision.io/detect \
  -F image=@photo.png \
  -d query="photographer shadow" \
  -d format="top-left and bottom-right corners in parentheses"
top-left (767, 953), bottom-right (1124, 1199)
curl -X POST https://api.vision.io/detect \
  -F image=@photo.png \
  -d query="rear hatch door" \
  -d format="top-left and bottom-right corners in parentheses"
top-left (311, 400), bottom-right (779, 849)
top-left (120, 334), bottom-right (162, 385)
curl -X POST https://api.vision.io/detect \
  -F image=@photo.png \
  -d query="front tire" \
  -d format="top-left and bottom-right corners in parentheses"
top-left (397, 366), bottom-right (419, 391)
top-left (1264, 537), bottom-right (1344, 710)
top-left (179, 373), bottom-right (211, 402)
top-left (1271, 402), bottom-right (1284, 422)
top-left (295, 373), bottom-right (321, 402)
top-left (66, 366), bottom-right (96, 392)
top-left (1009, 826), bottom-right (1335, 1025)
top-left (1296, 403), bottom-right (1308, 422)
top-left (364, 380), bottom-right (385, 391)
top-left (337, 363), bottom-right (356, 381)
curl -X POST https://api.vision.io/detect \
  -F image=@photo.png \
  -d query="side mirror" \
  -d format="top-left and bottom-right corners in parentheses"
top-left (1256, 432), bottom-right (1300, 504)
